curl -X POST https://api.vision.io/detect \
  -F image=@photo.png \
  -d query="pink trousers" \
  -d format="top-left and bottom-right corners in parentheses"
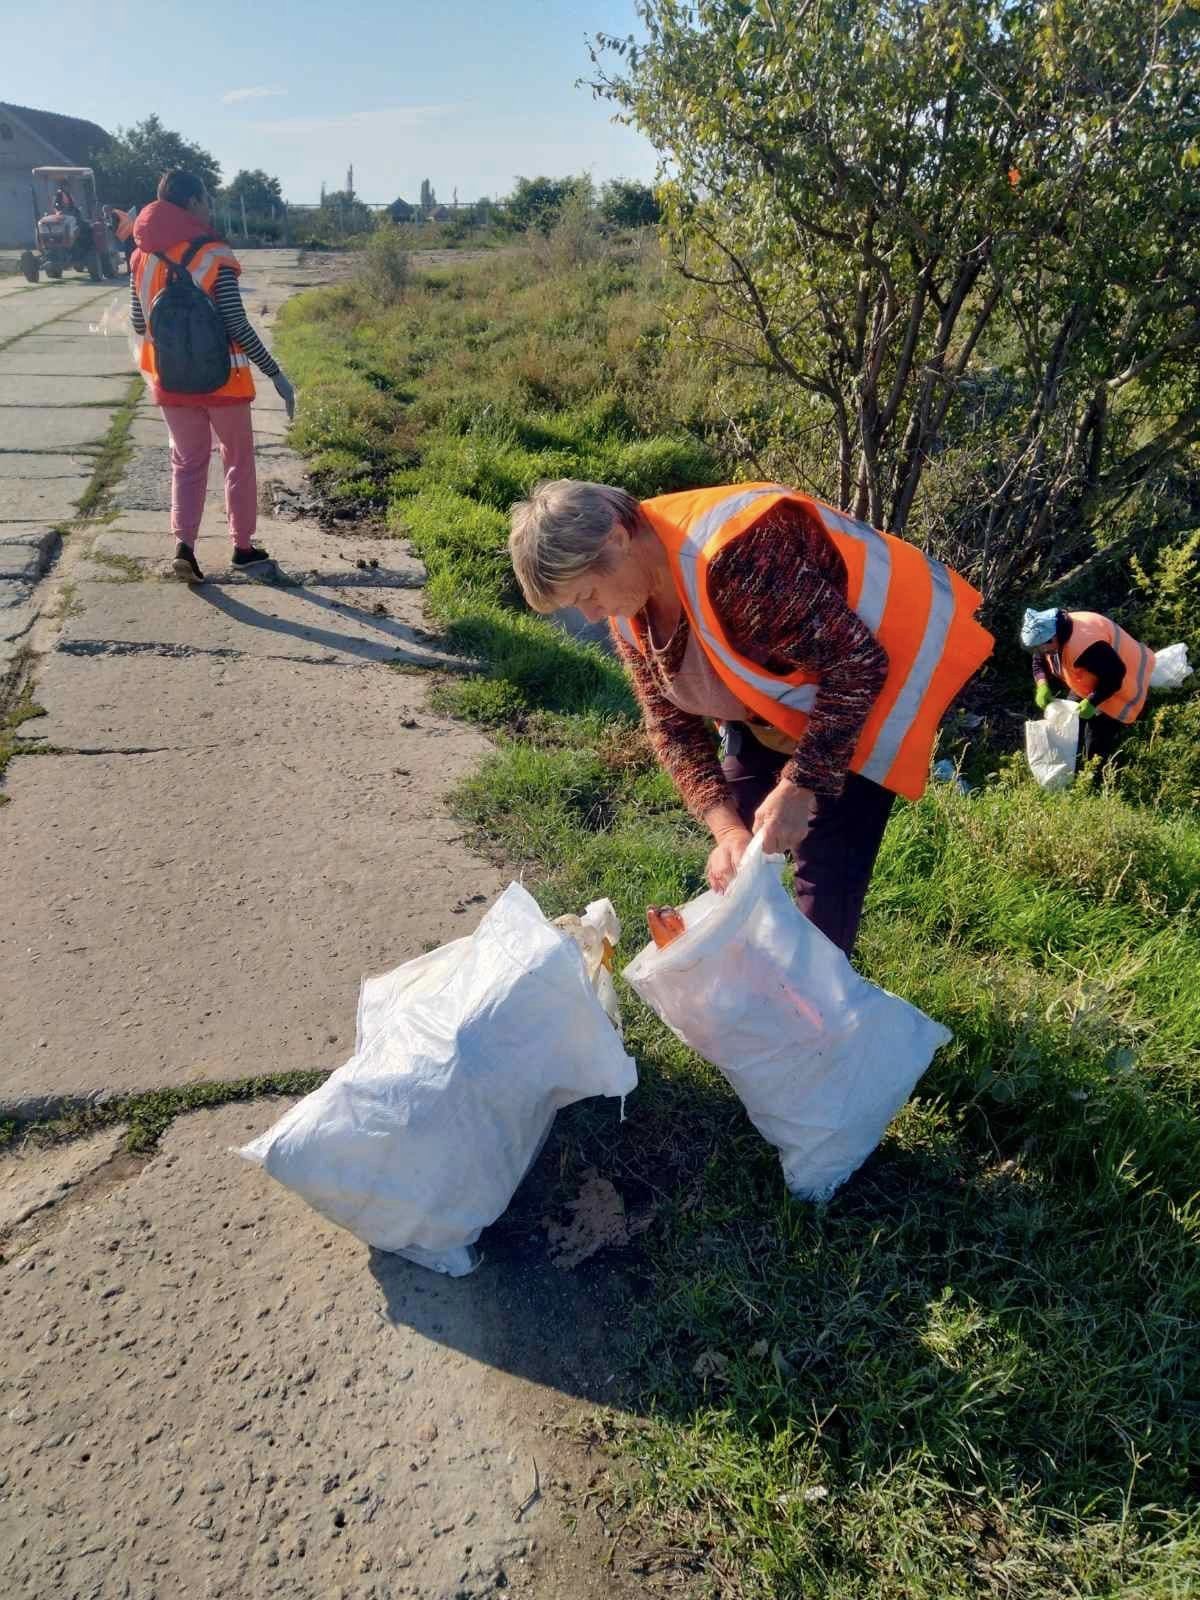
top-left (160, 403), bottom-right (257, 549)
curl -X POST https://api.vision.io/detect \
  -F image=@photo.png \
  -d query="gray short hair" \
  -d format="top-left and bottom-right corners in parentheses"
top-left (509, 479), bottom-right (644, 613)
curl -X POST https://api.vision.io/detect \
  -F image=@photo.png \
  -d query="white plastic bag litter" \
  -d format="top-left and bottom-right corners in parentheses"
top-left (1025, 697), bottom-right (1079, 790)
top-left (238, 883), bottom-right (637, 1276)
top-left (552, 899), bottom-right (623, 1034)
top-left (1149, 642), bottom-right (1192, 690)
top-left (623, 837), bottom-right (951, 1202)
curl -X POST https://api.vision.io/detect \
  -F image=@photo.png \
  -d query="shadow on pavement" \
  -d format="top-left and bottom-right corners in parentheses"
top-left (194, 579), bottom-right (456, 668)
top-left (367, 1235), bottom-right (636, 1411)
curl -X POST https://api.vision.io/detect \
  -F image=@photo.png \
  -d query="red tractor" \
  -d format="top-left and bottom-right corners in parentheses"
top-left (19, 166), bottom-right (122, 284)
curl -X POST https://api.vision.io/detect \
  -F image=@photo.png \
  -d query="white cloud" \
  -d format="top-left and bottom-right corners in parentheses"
top-left (222, 86), bottom-right (287, 105)
top-left (250, 104), bottom-right (455, 137)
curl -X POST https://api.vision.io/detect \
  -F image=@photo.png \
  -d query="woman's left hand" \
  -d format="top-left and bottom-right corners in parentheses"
top-left (752, 778), bottom-right (815, 856)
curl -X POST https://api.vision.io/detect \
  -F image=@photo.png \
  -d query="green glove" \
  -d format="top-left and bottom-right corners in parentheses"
top-left (1035, 681), bottom-right (1053, 710)
top-left (1077, 698), bottom-right (1097, 720)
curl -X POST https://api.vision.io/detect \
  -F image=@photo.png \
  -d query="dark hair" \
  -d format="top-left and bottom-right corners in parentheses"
top-left (157, 169), bottom-right (206, 208)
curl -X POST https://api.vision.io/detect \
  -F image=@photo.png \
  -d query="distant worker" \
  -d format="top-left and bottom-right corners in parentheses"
top-left (1020, 607), bottom-right (1155, 764)
top-left (109, 204), bottom-right (137, 267)
top-left (129, 169), bottom-right (296, 585)
top-left (53, 186), bottom-right (81, 222)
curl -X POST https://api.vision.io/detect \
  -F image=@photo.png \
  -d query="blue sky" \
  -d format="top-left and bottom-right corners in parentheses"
top-left (5, 0), bottom-right (656, 204)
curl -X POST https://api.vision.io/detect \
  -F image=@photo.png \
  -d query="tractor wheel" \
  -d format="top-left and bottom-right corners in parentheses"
top-left (46, 264), bottom-right (63, 280)
top-left (87, 250), bottom-right (103, 282)
top-left (19, 251), bottom-right (39, 284)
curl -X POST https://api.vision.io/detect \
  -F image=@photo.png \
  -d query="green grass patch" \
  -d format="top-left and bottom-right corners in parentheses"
top-left (0, 688), bottom-right (49, 796)
top-left (277, 247), bottom-right (1200, 1598)
top-left (87, 546), bottom-right (147, 583)
top-left (74, 376), bottom-right (144, 521)
top-left (9, 1070), bottom-right (328, 1158)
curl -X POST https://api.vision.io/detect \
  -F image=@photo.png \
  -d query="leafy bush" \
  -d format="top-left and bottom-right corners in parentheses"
top-left (600, 178), bottom-right (662, 228)
top-left (355, 225), bottom-right (409, 306)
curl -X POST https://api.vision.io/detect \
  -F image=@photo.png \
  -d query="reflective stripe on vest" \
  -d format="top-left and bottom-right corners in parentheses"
top-left (1109, 624), bottom-right (1154, 723)
top-left (677, 486), bottom-right (962, 789)
top-left (1060, 612), bottom-right (1154, 724)
top-left (622, 483), bottom-right (993, 800)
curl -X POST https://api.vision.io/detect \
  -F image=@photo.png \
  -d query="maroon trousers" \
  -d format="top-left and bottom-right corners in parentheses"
top-left (720, 723), bottom-right (895, 956)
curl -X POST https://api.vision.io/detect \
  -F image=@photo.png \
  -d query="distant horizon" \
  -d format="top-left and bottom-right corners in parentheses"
top-left (4, 1), bottom-right (658, 206)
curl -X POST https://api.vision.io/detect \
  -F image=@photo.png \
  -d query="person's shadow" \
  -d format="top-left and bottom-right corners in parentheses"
top-left (195, 576), bottom-right (468, 671)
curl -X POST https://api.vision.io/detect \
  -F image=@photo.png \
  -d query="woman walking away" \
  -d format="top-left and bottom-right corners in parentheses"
top-left (129, 169), bottom-right (297, 584)
top-left (510, 481), bottom-right (993, 957)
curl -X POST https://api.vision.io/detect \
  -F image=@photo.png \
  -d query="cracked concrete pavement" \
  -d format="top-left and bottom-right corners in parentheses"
top-left (1, 257), bottom-right (665, 1599)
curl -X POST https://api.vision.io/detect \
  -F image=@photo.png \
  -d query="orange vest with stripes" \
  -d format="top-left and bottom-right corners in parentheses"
top-left (613, 484), bottom-right (994, 802)
top-left (133, 237), bottom-right (254, 403)
top-left (111, 208), bottom-right (134, 241)
top-left (1058, 611), bottom-right (1154, 724)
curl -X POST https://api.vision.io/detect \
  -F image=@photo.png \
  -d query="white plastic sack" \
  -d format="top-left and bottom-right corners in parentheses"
top-left (1025, 697), bottom-right (1079, 790)
top-left (1149, 642), bottom-right (1192, 690)
top-left (623, 837), bottom-right (951, 1202)
top-left (239, 883), bottom-right (637, 1275)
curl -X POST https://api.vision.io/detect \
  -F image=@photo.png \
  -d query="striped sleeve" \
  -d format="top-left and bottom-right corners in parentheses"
top-left (707, 510), bottom-right (890, 796)
top-left (130, 274), bottom-right (145, 336)
top-left (212, 266), bottom-right (280, 379)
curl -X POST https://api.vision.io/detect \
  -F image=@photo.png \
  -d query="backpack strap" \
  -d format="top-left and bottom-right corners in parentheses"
top-left (154, 238), bottom-right (214, 280)
top-left (179, 238), bottom-right (211, 270)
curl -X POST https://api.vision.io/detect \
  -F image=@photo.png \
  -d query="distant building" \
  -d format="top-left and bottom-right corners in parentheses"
top-left (0, 103), bottom-right (111, 248)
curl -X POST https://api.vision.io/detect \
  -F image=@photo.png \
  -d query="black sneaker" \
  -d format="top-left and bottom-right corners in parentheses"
top-left (172, 542), bottom-right (205, 584)
top-left (231, 545), bottom-right (274, 573)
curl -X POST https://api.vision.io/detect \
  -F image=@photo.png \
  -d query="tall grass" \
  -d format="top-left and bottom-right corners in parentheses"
top-left (276, 249), bottom-right (1200, 1598)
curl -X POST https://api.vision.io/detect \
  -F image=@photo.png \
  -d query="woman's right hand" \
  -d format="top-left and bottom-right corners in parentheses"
top-left (705, 826), bottom-right (752, 893)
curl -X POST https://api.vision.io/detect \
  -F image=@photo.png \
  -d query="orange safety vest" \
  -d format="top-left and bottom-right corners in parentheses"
top-left (613, 484), bottom-right (994, 802)
top-left (1057, 611), bottom-right (1155, 724)
top-left (111, 208), bottom-right (134, 241)
top-left (133, 237), bottom-right (254, 403)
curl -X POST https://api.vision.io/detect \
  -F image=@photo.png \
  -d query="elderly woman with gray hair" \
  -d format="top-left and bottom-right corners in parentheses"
top-left (509, 479), bottom-right (992, 956)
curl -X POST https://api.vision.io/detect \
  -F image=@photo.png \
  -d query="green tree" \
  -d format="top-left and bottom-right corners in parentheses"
top-left (314, 189), bottom-right (375, 237)
top-left (505, 175), bottom-right (592, 235)
top-left (419, 178), bottom-right (436, 215)
top-left (594, 0), bottom-right (1200, 597)
top-left (600, 178), bottom-right (661, 228)
top-left (95, 114), bottom-right (221, 207)
top-left (222, 169), bottom-right (283, 216)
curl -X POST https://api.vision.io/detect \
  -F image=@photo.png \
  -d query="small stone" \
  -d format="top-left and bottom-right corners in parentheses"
top-left (394, 1547), bottom-right (413, 1569)
top-left (415, 1421), bottom-right (438, 1444)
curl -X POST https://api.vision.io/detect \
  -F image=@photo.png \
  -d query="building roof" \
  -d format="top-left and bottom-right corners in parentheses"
top-left (0, 103), bottom-right (111, 166)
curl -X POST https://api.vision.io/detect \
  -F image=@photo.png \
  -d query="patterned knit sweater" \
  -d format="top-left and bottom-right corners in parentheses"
top-left (613, 505), bottom-right (889, 818)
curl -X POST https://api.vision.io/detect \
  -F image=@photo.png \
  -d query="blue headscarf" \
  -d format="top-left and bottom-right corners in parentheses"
top-left (1020, 607), bottom-right (1059, 649)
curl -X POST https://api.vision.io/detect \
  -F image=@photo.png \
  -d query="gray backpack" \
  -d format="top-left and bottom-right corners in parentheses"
top-left (148, 240), bottom-right (231, 394)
